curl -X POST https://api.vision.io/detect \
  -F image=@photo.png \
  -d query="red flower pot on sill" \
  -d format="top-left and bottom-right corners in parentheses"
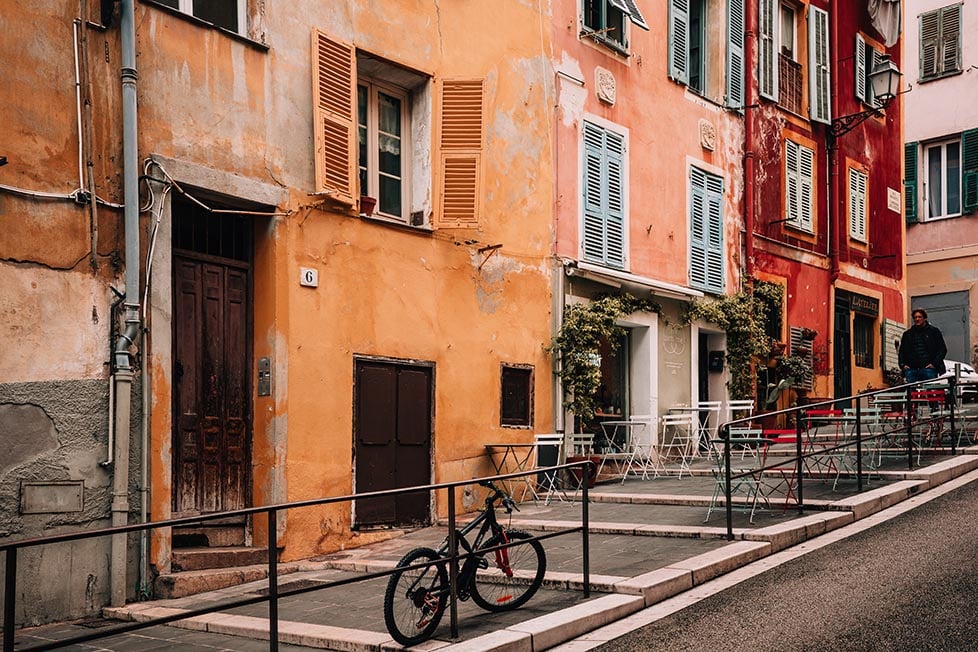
top-left (359, 196), bottom-right (377, 217)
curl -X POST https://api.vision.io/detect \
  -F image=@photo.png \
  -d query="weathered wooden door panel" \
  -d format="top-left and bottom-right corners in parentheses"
top-left (354, 360), bottom-right (432, 528)
top-left (173, 254), bottom-right (250, 517)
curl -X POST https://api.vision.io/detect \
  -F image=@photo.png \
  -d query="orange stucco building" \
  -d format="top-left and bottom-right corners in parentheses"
top-left (1, 0), bottom-right (555, 623)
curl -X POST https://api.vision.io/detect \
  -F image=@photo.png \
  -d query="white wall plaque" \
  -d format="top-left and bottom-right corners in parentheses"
top-left (300, 267), bottom-right (319, 288)
top-left (887, 187), bottom-right (901, 213)
top-left (595, 67), bottom-right (616, 105)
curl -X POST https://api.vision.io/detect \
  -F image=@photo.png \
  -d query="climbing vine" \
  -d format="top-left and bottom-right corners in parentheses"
top-left (682, 280), bottom-right (783, 401)
top-left (551, 294), bottom-right (661, 423)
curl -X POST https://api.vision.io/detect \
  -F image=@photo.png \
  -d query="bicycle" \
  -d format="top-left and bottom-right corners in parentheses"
top-left (382, 479), bottom-right (547, 646)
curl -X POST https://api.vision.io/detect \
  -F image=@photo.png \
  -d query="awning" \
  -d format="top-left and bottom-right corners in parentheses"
top-left (608, 0), bottom-right (649, 31)
top-left (565, 261), bottom-right (704, 300)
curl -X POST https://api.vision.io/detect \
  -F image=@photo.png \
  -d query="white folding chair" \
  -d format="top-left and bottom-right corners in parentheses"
top-left (531, 434), bottom-right (567, 504)
top-left (725, 399), bottom-right (757, 459)
top-left (658, 413), bottom-right (697, 477)
top-left (564, 433), bottom-right (596, 501)
top-left (694, 401), bottom-right (722, 454)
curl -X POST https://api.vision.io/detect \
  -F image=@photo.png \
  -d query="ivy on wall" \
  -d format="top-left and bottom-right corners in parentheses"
top-left (551, 294), bottom-right (660, 423)
top-left (682, 281), bottom-right (783, 400)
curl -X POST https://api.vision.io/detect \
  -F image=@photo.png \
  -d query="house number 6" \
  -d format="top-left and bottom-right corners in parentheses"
top-left (300, 267), bottom-right (319, 288)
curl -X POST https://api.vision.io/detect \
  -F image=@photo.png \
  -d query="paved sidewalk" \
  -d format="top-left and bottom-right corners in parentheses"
top-left (13, 451), bottom-right (978, 651)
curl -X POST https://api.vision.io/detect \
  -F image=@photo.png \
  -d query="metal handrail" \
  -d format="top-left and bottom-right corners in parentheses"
top-left (716, 376), bottom-right (966, 540)
top-left (2, 461), bottom-right (594, 652)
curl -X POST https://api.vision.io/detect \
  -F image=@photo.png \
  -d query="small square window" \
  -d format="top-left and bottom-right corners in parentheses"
top-left (501, 365), bottom-right (534, 427)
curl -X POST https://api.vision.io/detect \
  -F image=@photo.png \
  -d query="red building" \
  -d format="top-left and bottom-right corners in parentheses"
top-left (746, 0), bottom-right (907, 400)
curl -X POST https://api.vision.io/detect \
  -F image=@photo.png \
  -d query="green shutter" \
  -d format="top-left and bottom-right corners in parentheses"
top-left (904, 141), bottom-right (918, 223)
top-left (725, 0), bottom-right (745, 110)
top-left (668, 0), bottom-right (690, 84)
top-left (963, 129), bottom-right (978, 214)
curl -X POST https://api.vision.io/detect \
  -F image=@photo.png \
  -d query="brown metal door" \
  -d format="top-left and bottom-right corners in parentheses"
top-left (354, 360), bottom-right (432, 528)
top-left (173, 255), bottom-right (250, 516)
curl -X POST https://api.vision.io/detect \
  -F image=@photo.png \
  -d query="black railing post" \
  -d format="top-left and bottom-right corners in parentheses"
top-left (267, 508), bottom-right (278, 652)
top-left (447, 486), bottom-right (459, 640)
top-left (794, 413), bottom-right (804, 514)
top-left (855, 402), bottom-right (864, 492)
top-left (723, 426), bottom-right (733, 541)
top-left (905, 386), bottom-right (914, 469)
top-left (582, 461), bottom-right (590, 598)
top-left (4, 548), bottom-right (16, 652)
top-left (949, 377), bottom-right (957, 455)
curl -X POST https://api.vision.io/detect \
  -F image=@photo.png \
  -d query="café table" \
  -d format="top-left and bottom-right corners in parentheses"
top-left (484, 442), bottom-right (540, 501)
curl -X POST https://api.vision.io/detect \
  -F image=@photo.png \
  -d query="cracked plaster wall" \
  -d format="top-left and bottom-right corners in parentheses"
top-left (0, 378), bottom-right (142, 626)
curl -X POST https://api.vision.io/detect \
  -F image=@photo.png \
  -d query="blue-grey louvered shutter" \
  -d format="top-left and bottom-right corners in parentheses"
top-left (808, 5), bottom-right (831, 124)
top-left (854, 34), bottom-right (867, 104)
top-left (605, 130), bottom-right (626, 268)
top-left (705, 172), bottom-right (725, 292)
top-left (582, 122), bottom-right (626, 268)
top-left (668, 0), bottom-right (690, 84)
top-left (583, 122), bottom-right (605, 263)
top-left (725, 0), bottom-right (745, 110)
top-left (690, 167), bottom-right (723, 294)
top-left (689, 168), bottom-right (708, 289)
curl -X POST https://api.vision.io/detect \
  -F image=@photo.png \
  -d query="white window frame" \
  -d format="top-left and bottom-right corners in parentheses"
top-left (581, 0), bottom-right (649, 51)
top-left (924, 137), bottom-right (963, 220)
top-left (357, 78), bottom-right (411, 222)
top-left (159, 0), bottom-right (246, 35)
top-left (785, 138), bottom-right (815, 234)
top-left (848, 167), bottom-right (868, 242)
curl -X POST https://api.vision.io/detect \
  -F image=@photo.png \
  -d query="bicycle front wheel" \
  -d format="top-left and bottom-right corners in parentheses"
top-left (383, 547), bottom-right (449, 646)
top-left (470, 529), bottom-right (546, 612)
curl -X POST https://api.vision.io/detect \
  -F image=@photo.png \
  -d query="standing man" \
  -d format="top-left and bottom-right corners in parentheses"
top-left (898, 308), bottom-right (947, 382)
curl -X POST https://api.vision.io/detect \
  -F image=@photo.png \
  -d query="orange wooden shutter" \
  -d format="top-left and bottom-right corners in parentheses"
top-left (312, 30), bottom-right (356, 204)
top-left (439, 80), bottom-right (483, 227)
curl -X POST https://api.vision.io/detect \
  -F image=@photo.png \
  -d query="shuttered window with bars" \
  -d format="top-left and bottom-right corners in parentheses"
top-left (439, 80), bottom-right (484, 228)
top-left (688, 167), bottom-right (724, 294)
top-left (582, 120), bottom-right (627, 269)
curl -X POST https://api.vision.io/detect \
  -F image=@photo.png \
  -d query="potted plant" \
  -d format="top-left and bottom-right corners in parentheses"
top-left (779, 355), bottom-right (813, 387)
top-left (800, 327), bottom-right (818, 341)
top-left (359, 195), bottom-right (377, 217)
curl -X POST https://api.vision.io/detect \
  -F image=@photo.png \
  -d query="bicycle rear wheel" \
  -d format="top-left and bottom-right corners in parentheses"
top-left (470, 529), bottom-right (546, 611)
top-left (383, 547), bottom-right (449, 646)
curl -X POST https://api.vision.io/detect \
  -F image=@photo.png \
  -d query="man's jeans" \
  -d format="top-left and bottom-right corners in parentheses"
top-left (904, 367), bottom-right (939, 383)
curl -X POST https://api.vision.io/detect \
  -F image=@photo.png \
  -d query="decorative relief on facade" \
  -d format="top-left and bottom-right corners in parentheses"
top-left (595, 67), bottom-right (616, 105)
top-left (699, 119), bottom-right (716, 151)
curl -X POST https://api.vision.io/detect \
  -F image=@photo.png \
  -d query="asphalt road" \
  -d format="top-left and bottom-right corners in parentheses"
top-left (597, 478), bottom-right (978, 651)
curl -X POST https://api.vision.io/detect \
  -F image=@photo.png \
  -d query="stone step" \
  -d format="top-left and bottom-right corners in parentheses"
top-left (154, 562), bottom-right (300, 600)
top-left (171, 546), bottom-right (269, 572)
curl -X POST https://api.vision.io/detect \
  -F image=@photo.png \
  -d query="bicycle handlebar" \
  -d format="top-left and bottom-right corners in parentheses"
top-left (477, 479), bottom-right (519, 512)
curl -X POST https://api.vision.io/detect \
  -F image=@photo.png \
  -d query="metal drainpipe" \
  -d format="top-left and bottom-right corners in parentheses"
top-left (743, 0), bottom-right (757, 281)
top-left (110, 0), bottom-right (140, 608)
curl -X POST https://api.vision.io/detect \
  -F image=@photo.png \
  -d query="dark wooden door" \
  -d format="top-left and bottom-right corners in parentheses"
top-left (354, 360), bottom-right (432, 528)
top-left (173, 254), bottom-right (250, 516)
top-left (834, 296), bottom-right (853, 401)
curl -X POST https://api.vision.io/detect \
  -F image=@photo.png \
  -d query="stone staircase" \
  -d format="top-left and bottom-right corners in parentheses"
top-left (154, 525), bottom-right (292, 599)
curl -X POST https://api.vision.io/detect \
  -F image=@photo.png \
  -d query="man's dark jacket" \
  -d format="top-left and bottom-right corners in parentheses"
top-left (898, 323), bottom-right (947, 373)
